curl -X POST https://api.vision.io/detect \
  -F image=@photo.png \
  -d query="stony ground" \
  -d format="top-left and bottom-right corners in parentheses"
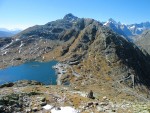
top-left (0, 82), bottom-right (150, 113)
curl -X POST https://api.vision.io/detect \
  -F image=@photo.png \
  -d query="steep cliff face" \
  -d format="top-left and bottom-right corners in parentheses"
top-left (0, 14), bottom-right (150, 95)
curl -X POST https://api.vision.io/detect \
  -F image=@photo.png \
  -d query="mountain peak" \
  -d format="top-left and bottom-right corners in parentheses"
top-left (63, 13), bottom-right (78, 21)
top-left (108, 18), bottom-right (118, 24)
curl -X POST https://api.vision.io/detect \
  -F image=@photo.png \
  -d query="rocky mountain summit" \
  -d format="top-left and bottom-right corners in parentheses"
top-left (0, 14), bottom-right (150, 112)
top-left (104, 18), bottom-right (130, 38)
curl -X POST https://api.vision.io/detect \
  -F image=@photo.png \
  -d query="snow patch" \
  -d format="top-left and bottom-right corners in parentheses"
top-left (15, 38), bottom-right (20, 41)
top-left (43, 105), bottom-right (79, 113)
top-left (42, 104), bottom-right (53, 110)
top-left (51, 106), bottom-right (78, 113)
top-left (129, 25), bottom-right (136, 29)
top-left (19, 41), bottom-right (24, 47)
top-left (104, 21), bottom-right (109, 26)
top-left (137, 28), bottom-right (144, 31)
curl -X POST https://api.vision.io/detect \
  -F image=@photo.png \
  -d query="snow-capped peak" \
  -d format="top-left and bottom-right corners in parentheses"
top-left (103, 18), bottom-right (150, 39)
top-left (108, 18), bottom-right (118, 25)
top-left (103, 21), bottom-right (109, 26)
top-left (104, 18), bottom-right (120, 26)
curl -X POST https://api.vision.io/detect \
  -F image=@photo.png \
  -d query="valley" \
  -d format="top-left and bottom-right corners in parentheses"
top-left (0, 14), bottom-right (150, 113)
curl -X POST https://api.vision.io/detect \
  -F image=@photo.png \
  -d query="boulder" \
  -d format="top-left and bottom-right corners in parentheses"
top-left (87, 90), bottom-right (95, 99)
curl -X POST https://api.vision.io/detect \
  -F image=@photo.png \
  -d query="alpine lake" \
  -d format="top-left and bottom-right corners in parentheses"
top-left (0, 60), bottom-right (58, 85)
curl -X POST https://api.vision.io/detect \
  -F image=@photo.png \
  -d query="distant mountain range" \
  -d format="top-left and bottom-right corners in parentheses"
top-left (1, 18), bottom-right (150, 40)
top-left (103, 18), bottom-right (150, 41)
top-left (0, 28), bottom-right (21, 37)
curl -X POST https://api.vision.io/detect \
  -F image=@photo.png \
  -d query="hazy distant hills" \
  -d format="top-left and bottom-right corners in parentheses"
top-left (0, 28), bottom-right (21, 37)
top-left (103, 18), bottom-right (150, 41)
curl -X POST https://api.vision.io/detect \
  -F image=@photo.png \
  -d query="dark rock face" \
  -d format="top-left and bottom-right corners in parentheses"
top-left (0, 38), bottom-right (12, 48)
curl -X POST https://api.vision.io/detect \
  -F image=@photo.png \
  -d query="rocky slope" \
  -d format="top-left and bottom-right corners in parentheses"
top-left (135, 30), bottom-right (150, 55)
top-left (0, 14), bottom-right (150, 112)
top-left (0, 38), bottom-right (12, 48)
top-left (0, 80), bottom-right (150, 113)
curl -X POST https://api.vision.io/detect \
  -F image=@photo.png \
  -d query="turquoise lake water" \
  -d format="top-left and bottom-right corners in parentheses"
top-left (0, 61), bottom-right (58, 85)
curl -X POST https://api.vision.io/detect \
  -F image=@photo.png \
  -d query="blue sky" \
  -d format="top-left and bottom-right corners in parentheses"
top-left (0, 0), bottom-right (150, 29)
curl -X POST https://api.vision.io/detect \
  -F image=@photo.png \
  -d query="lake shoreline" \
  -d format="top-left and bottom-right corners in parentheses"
top-left (53, 63), bottom-right (67, 85)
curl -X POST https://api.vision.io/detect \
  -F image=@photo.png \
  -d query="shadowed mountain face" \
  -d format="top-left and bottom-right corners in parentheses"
top-left (0, 14), bottom-right (150, 94)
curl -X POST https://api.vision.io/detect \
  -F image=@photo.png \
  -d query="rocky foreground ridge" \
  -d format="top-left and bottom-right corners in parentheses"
top-left (0, 80), bottom-right (150, 113)
top-left (0, 14), bottom-right (150, 112)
